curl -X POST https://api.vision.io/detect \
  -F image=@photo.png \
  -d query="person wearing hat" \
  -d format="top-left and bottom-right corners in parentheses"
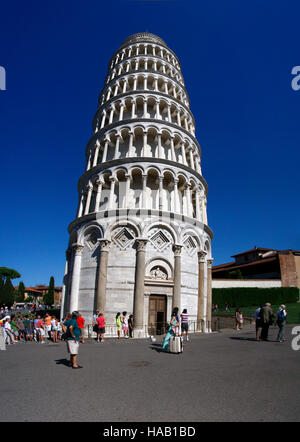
top-left (276, 305), bottom-right (287, 343)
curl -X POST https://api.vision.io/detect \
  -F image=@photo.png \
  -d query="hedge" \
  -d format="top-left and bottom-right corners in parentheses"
top-left (212, 287), bottom-right (300, 308)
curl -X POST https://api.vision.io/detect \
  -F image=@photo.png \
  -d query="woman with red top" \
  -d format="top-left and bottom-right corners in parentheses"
top-left (96, 313), bottom-right (106, 343)
top-left (76, 313), bottom-right (86, 344)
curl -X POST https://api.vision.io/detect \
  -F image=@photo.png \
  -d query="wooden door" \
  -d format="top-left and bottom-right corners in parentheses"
top-left (148, 295), bottom-right (167, 335)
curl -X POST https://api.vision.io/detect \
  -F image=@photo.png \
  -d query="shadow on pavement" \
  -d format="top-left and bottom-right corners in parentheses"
top-left (229, 337), bottom-right (277, 342)
top-left (55, 358), bottom-right (71, 367)
top-left (149, 343), bottom-right (165, 353)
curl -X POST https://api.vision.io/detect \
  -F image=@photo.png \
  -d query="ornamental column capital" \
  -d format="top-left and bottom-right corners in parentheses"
top-left (172, 244), bottom-right (183, 256)
top-left (97, 238), bottom-right (111, 252)
top-left (198, 251), bottom-right (207, 262)
top-left (135, 238), bottom-right (148, 252)
top-left (207, 258), bottom-right (214, 267)
top-left (72, 243), bottom-right (84, 256)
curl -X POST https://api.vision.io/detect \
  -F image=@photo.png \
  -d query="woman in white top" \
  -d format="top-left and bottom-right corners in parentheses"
top-left (4, 318), bottom-right (16, 344)
top-left (51, 316), bottom-right (58, 343)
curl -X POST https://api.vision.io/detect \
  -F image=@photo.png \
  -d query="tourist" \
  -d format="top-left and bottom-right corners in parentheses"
top-left (255, 305), bottom-right (263, 341)
top-left (16, 315), bottom-right (25, 341)
top-left (162, 312), bottom-right (179, 352)
top-left (276, 305), bottom-right (287, 343)
top-left (92, 310), bottom-right (99, 337)
top-left (36, 315), bottom-right (45, 344)
top-left (4, 317), bottom-right (16, 345)
top-left (128, 314), bottom-right (134, 338)
top-left (63, 311), bottom-right (82, 369)
top-left (261, 303), bottom-right (274, 341)
top-left (23, 315), bottom-right (33, 341)
top-left (116, 312), bottom-right (122, 339)
top-left (235, 308), bottom-right (243, 330)
top-left (96, 313), bottom-right (105, 342)
top-left (51, 316), bottom-right (59, 343)
top-left (10, 314), bottom-right (20, 340)
top-left (44, 313), bottom-right (52, 341)
top-left (77, 312), bottom-right (85, 344)
top-left (180, 309), bottom-right (189, 341)
top-left (122, 311), bottom-right (129, 338)
top-left (225, 303), bottom-right (229, 312)
top-left (172, 307), bottom-right (180, 335)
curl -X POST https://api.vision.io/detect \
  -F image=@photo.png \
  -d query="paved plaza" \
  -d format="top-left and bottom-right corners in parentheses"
top-left (0, 324), bottom-right (299, 422)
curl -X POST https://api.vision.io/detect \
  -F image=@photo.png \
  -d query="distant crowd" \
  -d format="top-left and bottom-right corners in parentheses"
top-left (0, 302), bottom-right (288, 347)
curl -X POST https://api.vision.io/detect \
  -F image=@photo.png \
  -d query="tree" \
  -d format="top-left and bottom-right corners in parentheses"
top-left (0, 267), bottom-right (21, 307)
top-left (0, 267), bottom-right (21, 282)
top-left (15, 281), bottom-right (25, 302)
top-left (0, 278), bottom-right (15, 307)
top-left (44, 276), bottom-right (55, 306)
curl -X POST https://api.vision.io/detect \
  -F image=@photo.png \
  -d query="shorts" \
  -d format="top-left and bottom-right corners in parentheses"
top-left (98, 327), bottom-right (105, 334)
top-left (38, 328), bottom-right (45, 337)
top-left (181, 323), bottom-right (189, 332)
top-left (25, 328), bottom-right (32, 335)
top-left (79, 328), bottom-right (84, 336)
top-left (122, 326), bottom-right (128, 331)
top-left (67, 340), bottom-right (79, 355)
top-left (45, 325), bottom-right (52, 332)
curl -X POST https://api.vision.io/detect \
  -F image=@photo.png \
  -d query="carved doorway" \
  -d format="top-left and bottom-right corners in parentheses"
top-left (148, 295), bottom-right (167, 336)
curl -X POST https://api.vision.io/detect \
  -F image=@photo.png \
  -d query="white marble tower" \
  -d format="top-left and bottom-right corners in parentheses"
top-left (61, 33), bottom-right (213, 336)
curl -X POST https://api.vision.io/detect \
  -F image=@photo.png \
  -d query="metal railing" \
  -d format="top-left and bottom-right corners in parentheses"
top-left (85, 319), bottom-right (218, 338)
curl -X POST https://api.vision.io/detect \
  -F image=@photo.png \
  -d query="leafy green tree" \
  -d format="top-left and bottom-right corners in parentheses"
top-left (0, 267), bottom-right (21, 307)
top-left (44, 276), bottom-right (55, 306)
top-left (15, 281), bottom-right (25, 302)
top-left (1, 278), bottom-right (15, 307)
top-left (0, 267), bottom-right (21, 282)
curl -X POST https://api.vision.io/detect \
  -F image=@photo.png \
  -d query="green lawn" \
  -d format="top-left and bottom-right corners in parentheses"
top-left (212, 302), bottom-right (300, 324)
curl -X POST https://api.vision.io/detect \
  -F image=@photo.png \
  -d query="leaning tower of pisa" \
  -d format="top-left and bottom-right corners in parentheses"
top-left (61, 33), bottom-right (213, 337)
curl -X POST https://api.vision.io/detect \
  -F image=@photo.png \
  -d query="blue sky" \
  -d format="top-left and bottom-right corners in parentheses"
top-left (0, 0), bottom-right (299, 287)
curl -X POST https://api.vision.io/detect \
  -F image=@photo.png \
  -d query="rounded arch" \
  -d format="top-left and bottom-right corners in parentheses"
top-left (145, 221), bottom-right (178, 244)
top-left (145, 257), bottom-right (173, 280)
top-left (109, 218), bottom-right (141, 239)
top-left (77, 223), bottom-right (104, 245)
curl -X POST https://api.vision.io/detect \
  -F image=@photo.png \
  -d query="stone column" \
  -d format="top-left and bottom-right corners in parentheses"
top-left (195, 189), bottom-right (201, 220)
top-left (69, 244), bottom-right (84, 313)
top-left (108, 178), bottom-right (116, 209)
top-left (133, 239), bottom-right (148, 337)
top-left (172, 244), bottom-right (183, 312)
top-left (170, 136), bottom-right (176, 161)
top-left (61, 249), bottom-right (72, 320)
top-left (95, 180), bottom-right (103, 212)
top-left (197, 251), bottom-right (207, 331)
top-left (101, 111), bottom-right (106, 128)
top-left (76, 191), bottom-right (84, 218)
top-left (206, 258), bottom-right (213, 332)
top-left (142, 174), bottom-right (147, 208)
top-left (181, 142), bottom-right (187, 165)
top-left (84, 183), bottom-right (93, 215)
top-left (102, 139), bottom-right (109, 163)
top-left (114, 135), bottom-right (120, 160)
top-left (174, 179), bottom-right (179, 213)
top-left (92, 144), bottom-right (100, 167)
top-left (158, 176), bottom-right (163, 210)
top-left (96, 239), bottom-right (111, 313)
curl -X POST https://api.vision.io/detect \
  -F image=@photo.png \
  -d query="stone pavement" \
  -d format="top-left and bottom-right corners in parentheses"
top-left (0, 324), bottom-right (299, 422)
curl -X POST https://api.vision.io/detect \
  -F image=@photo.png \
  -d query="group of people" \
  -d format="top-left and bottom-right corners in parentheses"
top-left (234, 303), bottom-right (288, 342)
top-left (0, 312), bottom-right (62, 345)
top-left (255, 303), bottom-right (287, 342)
